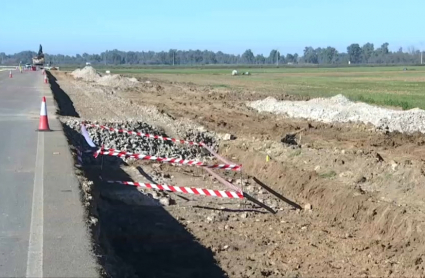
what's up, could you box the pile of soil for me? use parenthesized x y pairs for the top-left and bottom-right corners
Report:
(71, 66), (139, 90)
(97, 74), (139, 89)
(71, 66), (101, 82)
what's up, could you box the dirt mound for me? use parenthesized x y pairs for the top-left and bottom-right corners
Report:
(249, 94), (425, 134)
(71, 66), (101, 82)
(97, 74), (139, 89)
(71, 66), (138, 89)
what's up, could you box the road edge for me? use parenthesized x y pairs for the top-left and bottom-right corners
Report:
(41, 81), (100, 277)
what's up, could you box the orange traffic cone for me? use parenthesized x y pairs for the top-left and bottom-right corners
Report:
(44, 75), (48, 84)
(9, 71), (12, 78)
(37, 97), (51, 132)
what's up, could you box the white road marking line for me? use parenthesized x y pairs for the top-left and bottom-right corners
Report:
(26, 132), (44, 278)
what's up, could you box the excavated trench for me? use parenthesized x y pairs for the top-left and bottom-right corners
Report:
(62, 121), (231, 278)
(49, 71), (229, 277)
(49, 70), (425, 277)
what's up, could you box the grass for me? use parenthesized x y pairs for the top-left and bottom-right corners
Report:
(319, 170), (337, 179)
(61, 65), (425, 110)
(289, 149), (302, 157)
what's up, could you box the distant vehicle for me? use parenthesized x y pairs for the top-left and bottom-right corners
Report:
(86, 62), (91, 66)
(32, 44), (45, 68)
(25, 64), (31, 69)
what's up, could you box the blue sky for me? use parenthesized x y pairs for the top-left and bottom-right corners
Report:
(1, 0), (424, 55)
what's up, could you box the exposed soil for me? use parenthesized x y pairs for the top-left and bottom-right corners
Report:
(49, 70), (425, 277)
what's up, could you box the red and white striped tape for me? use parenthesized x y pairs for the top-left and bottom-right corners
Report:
(82, 122), (242, 169)
(94, 148), (242, 171)
(102, 178), (244, 199)
(84, 123), (204, 147)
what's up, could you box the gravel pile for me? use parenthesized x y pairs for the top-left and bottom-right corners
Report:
(248, 94), (425, 134)
(97, 75), (139, 89)
(65, 120), (217, 162)
(71, 66), (101, 82)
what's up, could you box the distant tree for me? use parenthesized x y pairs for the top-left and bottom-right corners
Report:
(317, 47), (337, 64)
(381, 43), (389, 55)
(126, 51), (138, 64)
(286, 53), (294, 63)
(303, 47), (318, 64)
(407, 46), (417, 55)
(361, 43), (374, 63)
(267, 50), (279, 64)
(112, 52), (122, 64)
(203, 50), (217, 64)
(241, 49), (255, 64)
(279, 53), (286, 64)
(255, 54), (265, 64)
(1, 42), (422, 66)
(92, 54), (102, 63)
(347, 43), (362, 63)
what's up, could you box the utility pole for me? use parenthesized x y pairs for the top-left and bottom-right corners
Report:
(173, 51), (175, 66)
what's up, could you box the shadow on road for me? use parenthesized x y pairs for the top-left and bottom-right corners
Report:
(46, 71), (80, 117)
(61, 124), (227, 278)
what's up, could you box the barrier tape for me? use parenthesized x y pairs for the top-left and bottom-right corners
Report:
(102, 178), (244, 199)
(84, 123), (204, 147)
(203, 167), (242, 192)
(94, 148), (241, 171)
(83, 123), (242, 169)
(202, 143), (236, 166)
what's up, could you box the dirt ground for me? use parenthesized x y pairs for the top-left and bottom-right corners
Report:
(50, 70), (425, 277)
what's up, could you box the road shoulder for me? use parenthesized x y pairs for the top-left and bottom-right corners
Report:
(42, 94), (99, 277)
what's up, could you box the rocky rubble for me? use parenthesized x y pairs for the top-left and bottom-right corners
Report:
(65, 119), (218, 161)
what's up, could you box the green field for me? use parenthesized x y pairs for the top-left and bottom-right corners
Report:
(65, 65), (425, 110)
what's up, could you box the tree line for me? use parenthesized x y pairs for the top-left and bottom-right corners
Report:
(0, 42), (423, 66)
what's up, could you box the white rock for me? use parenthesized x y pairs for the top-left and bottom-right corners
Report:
(159, 197), (170, 206)
(222, 133), (235, 141)
(390, 160), (398, 171)
(304, 203), (313, 211)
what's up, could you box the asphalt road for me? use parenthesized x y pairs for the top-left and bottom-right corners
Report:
(0, 69), (98, 277)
